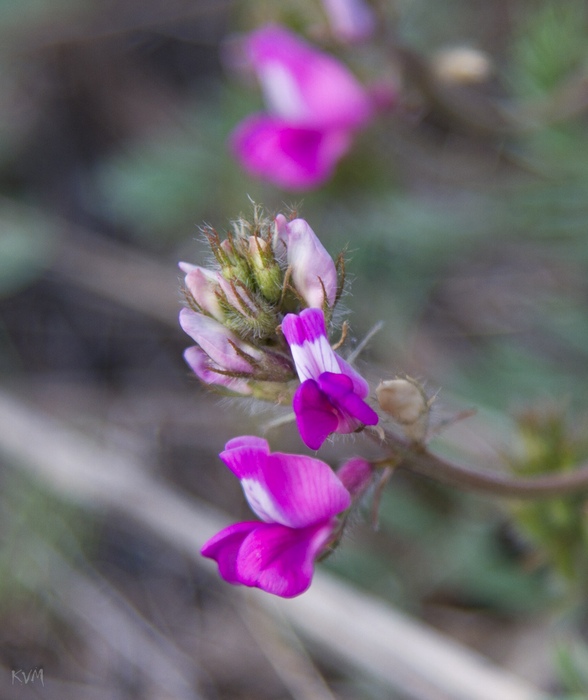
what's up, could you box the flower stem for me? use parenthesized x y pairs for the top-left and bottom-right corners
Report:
(368, 427), (588, 499)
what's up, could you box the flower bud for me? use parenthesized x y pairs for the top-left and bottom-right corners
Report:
(219, 238), (252, 287)
(248, 236), (283, 303)
(180, 307), (295, 389)
(184, 346), (253, 395)
(376, 378), (430, 443)
(180, 308), (263, 374)
(432, 46), (493, 85)
(215, 276), (278, 340)
(337, 457), (373, 498)
(274, 214), (338, 309)
(180, 262), (224, 322)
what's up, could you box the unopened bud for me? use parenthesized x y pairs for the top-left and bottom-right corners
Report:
(184, 346), (253, 395)
(248, 236), (283, 303)
(376, 378), (430, 443)
(217, 277), (278, 340)
(337, 458), (373, 498)
(219, 238), (252, 287)
(274, 214), (338, 309)
(180, 263), (225, 322)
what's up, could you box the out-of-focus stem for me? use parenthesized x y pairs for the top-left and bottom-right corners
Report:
(368, 426), (588, 499)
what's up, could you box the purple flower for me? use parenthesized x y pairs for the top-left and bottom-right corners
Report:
(201, 436), (351, 597)
(229, 24), (374, 190)
(179, 308), (262, 395)
(282, 308), (379, 449)
(274, 214), (338, 309)
(231, 117), (353, 191)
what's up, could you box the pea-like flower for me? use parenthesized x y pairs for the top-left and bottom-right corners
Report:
(282, 308), (379, 449)
(229, 24), (374, 190)
(201, 437), (351, 597)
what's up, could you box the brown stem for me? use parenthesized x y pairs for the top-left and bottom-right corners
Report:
(368, 427), (588, 499)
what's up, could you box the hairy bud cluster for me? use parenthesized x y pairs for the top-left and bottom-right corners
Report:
(179, 207), (345, 399)
(180, 206), (383, 598)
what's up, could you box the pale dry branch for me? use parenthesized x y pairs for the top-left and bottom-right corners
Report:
(12, 539), (204, 699)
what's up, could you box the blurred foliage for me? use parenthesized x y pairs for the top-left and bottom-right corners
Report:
(0, 466), (92, 610)
(510, 0), (588, 97)
(0, 203), (56, 297)
(94, 91), (263, 245)
(327, 478), (554, 616)
(554, 637), (588, 698)
(508, 408), (588, 586)
(0, 0), (80, 31)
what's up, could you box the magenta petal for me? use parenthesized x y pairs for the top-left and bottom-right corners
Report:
(201, 521), (259, 584)
(318, 372), (379, 427)
(335, 355), (370, 398)
(265, 451), (351, 527)
(220, 438), (270, 482)
(237, 522), (333, 598)
(222, 433), (349, 526)
(282, 307), (328, 346)
(282, 309), (339, 382)
(224, 436), (270, 453)
(231, 114), (351, 190)
(293, 379), (339, 450)
(245, 25), (373, 128)
(220, 439), (283, 523)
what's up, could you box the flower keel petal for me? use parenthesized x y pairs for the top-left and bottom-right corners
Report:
(318, 371), (379, 427)
(237, 522), (333, 597)
(201, 521), (259, 584)
(293, 379), (339, 450)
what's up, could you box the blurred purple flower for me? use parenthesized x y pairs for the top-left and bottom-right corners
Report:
(201, 436), (351, 597)
(282, 308), (378, 449)
(321, 0), (376, 43)
(229, 24), (374, 190)
(273, 214), (338, 309)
